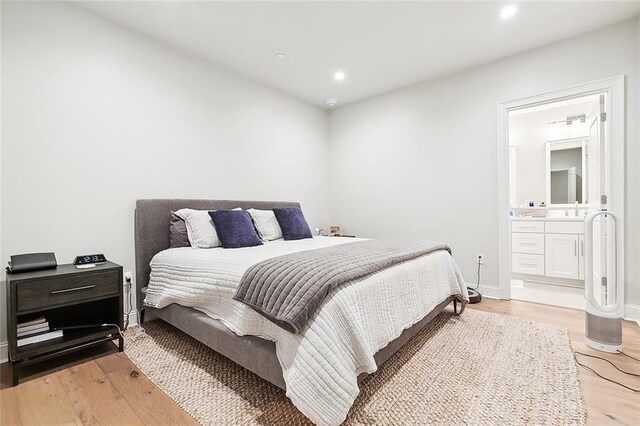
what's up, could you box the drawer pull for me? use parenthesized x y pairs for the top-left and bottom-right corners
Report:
(50, 285), (95, 295)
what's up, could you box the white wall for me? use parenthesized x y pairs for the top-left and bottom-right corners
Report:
(0, 2), (330, 345)
(328, 19), (640, 307)
(509, 99), (596, 206)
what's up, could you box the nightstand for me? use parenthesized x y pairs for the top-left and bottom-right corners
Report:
(6, 261), (123, 386)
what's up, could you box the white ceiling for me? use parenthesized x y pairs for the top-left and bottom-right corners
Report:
(79, 1), (640, 109)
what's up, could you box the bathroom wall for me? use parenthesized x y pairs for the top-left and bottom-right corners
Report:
(509, 98), (597, 206)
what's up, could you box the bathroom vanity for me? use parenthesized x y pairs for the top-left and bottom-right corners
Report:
(511, 217), (585, 286)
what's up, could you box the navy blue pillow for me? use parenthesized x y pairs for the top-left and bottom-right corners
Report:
(209, 210), (263, 249)
(273, 208), (313, 240)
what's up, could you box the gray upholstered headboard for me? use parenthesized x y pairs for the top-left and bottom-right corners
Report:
(134, 199), (301, 312)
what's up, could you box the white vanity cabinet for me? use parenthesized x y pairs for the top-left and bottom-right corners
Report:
(545, 233), (580, 279)
(511, 218), (584, 284)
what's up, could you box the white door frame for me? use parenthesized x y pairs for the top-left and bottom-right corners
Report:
(496, 75), (625, 300)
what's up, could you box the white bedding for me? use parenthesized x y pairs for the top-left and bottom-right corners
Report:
(145, 236), (468, 425)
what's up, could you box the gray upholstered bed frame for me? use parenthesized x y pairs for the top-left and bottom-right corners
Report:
(134, 199), (458, 390)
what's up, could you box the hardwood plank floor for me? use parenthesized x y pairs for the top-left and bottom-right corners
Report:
(94, 355), (196, 425)
(1, 299), (638, 425)
(0, 343), (196, 426)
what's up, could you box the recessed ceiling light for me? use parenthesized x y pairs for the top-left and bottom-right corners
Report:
(275, 53), (286, 60)
(326, 98), (338, 107)
(334, 71), (346, 81)
(500, 5), (517, 19)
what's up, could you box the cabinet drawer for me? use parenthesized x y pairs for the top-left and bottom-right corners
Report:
(17, 270), (119, 312)
(512, 253), (545, 275)
(511, 221), (544, 233)
(545, 221), (584, 234)
(512, 232), (545, 254)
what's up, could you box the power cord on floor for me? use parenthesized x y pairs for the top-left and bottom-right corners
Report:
(573, 350), (640, 393)
(619, 350), (640, 362)
(470, 261), (481, 290)
(124, 275), (134, 330)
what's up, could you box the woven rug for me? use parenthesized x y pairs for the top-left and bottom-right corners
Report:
(124, 309), (586, 425)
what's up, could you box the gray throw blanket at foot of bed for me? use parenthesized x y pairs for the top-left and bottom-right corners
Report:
(233, 239), (451, 333)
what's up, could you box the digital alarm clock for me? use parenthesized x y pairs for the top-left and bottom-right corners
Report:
(73, 254), (107, 266)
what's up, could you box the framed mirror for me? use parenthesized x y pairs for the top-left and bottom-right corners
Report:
(546, 138), (587, 206)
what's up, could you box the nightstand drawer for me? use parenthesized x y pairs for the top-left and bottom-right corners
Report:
(17, 270), (119, 312)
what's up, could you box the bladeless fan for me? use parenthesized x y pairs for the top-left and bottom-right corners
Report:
(584, 209), (623, 353)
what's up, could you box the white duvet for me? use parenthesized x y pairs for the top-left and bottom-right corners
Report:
(145, 236), (468, 425)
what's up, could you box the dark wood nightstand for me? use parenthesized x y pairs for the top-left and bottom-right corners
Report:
(6, 261), (123, 385)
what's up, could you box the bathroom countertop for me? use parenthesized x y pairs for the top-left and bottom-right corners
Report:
(511, 216), (585, 221)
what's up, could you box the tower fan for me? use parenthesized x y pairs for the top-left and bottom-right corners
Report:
(584, 209), (623, 353)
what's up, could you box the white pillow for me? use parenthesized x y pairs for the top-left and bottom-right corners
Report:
(247, 209), (283, 241)
(174, 209), (220, 248)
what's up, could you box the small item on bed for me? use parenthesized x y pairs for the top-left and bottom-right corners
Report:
(247, 209), (283, 241)
(169, 211), (190, 248)
(209, 210), (264, 249)
(272, 207), (313, 240)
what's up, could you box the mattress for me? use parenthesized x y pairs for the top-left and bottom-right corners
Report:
(145, 236), (468, 425)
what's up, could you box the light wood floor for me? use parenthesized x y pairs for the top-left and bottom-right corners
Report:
(1, 299), (638, 425)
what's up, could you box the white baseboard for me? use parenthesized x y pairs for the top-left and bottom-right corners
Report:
(0, 342), (7, 364)
(624, 304), (640, 325)
(125, 311), (140, 328)
(476, 285), (501, 299)
(465, 282), (501, 299)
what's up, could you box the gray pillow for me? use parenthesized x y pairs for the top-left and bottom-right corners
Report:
(169, 211), (191, 248)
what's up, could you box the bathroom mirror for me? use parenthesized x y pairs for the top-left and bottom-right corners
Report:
(546, 138), (587, 205)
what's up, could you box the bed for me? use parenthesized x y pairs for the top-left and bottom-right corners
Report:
(134, 199), (468, 425)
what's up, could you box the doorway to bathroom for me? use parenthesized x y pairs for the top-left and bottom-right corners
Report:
(496, 77), (625, 310)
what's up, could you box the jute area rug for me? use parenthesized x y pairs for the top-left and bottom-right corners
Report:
(124, 308), (585, 425)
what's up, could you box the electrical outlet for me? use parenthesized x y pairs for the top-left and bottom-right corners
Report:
(476, 254), (484, 264)
(124, 271), (133, 285)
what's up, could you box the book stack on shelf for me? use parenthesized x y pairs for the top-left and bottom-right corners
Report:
(16, 317), (63, 347)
